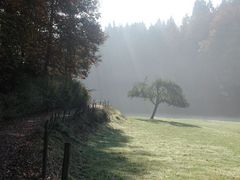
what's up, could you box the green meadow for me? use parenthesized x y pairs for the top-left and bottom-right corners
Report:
(81, 112), (240, 180)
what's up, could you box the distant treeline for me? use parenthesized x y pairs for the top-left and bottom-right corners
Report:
(86, 0), (240, 117)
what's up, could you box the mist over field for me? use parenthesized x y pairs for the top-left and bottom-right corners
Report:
(2, 0), (240, 179)
(85, 0), (240, 119)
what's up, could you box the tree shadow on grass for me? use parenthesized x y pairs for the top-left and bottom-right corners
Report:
(136, 118), (201, 128)
(79, 125), (147, 180)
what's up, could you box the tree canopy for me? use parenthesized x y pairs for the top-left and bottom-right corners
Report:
(0, 0), (105, 119)
(0, 0), (105, 93)
(128, 79), (189, 119)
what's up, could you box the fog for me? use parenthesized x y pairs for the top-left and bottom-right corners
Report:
(85, 0), (240, 119)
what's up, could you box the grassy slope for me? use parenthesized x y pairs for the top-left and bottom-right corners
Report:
(82, 112), (240, 179)
(47, 108), (110, 179)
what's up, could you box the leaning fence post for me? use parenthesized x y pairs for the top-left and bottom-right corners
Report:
(62, 143), (71, 180)
(42, 120), (49, 179)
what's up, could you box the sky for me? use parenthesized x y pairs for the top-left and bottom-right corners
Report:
(99, 0), (222, 27)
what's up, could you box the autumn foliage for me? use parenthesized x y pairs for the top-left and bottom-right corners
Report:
(0, 0), (105, 119)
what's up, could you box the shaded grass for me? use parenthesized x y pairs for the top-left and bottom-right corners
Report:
(46, 109), (111, 179)
(81, 125), (146, 180)
(136, 118), (201, 128)
(82, 116), (240, 179)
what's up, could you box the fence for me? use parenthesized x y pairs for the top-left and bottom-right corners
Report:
(41, 100), (110, 179)
(42, 110), (73, 180)
(91, 100), (110, 109)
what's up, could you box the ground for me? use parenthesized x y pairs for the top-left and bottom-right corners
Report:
(1, 108), (240, 179)
(82, 113), (240, 179)
(0, 115), (45, 179)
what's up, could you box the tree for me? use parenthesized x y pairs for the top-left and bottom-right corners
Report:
(0, 0), (105, 93)
(128, 79), (189, 119)
(0, 0), (105, 118)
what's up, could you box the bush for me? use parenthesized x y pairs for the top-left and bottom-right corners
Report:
(0, 76), (89, 120)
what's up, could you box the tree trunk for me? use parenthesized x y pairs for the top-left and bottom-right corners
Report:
(45, 0), (55, 74)
(150, 103), (159, 119)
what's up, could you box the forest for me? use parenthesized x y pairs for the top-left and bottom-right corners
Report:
(86, 0), (240, 118)
(0, 0), (105, 120)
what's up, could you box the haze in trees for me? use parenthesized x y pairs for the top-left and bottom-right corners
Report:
(86, 0), (240, 118)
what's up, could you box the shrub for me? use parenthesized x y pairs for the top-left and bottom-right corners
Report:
(0, 76), (89, 120)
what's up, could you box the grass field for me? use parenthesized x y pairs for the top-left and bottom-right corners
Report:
(82, 112), (240, 179)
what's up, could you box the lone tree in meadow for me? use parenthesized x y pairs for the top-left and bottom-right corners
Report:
(128, 79), (189, 119)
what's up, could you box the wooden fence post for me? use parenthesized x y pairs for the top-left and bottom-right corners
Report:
(42, 120), (49, 179)
(62, 143), (71, 180)
(62, 111), (66, 122)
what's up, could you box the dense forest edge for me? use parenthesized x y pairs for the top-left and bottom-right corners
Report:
(0, 0), (105, 120)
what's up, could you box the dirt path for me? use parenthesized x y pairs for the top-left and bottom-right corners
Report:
(0, 115), (47, 179)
